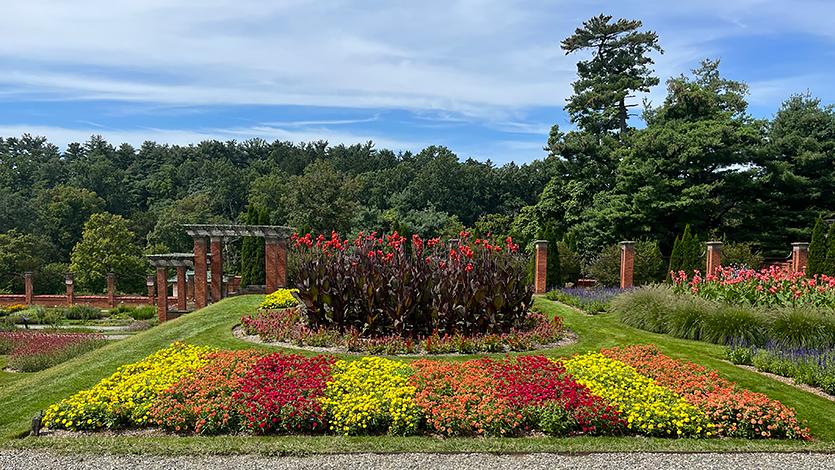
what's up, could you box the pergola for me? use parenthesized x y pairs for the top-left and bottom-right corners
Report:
(146, 253), (200, 322)
(183, 224), (295, 309)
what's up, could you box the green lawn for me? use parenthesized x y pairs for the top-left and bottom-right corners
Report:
(2, 294), (835, 454)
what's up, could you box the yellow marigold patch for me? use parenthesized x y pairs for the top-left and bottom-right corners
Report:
(321, 357), (420, 435)
(259, 288), (300, 310)
(43, 342), (213, 430)
(561, 352), (712, 438)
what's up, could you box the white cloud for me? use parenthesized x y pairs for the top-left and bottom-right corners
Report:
(1, 0), (835, 143)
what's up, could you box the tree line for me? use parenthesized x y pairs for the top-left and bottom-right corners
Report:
(2, 14), (834, 292)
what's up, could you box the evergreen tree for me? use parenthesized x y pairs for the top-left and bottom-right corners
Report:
(667, 235), (682, 278)
(561, 14), (663, 135)
(824, 221), (835, 276)
(808, 215), (828, 275)
(668, 225), (703, 274)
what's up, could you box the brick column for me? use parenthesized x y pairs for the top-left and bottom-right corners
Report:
(193, 237), (209, 309)
(106, 272), (116, 307)
(156, 266), (169, 322)
(791, 242), (810, 274)
(210, 237), (224, 302)
(176, 266), (188, 311)
(706, 241), (722, 276)
(24, 272), (33, 305)
(146, 275), (155, 305)
(620, 241), (635, 289)
(65, 273), (75, 305)
(265, 238), (278, 293)
(534, 240), (548, 294)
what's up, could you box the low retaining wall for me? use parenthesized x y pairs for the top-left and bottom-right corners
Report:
(0, 294), (152, 308)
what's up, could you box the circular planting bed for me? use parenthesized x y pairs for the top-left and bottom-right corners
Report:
(238, 232), (566, 354)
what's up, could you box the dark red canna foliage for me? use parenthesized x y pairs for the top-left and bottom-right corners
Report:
(292, 231), (532, 338)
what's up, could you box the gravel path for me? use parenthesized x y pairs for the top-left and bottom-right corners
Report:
(2, 450), (835, 470)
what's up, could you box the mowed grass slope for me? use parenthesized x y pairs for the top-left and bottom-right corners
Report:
(2, 294), (835, 453)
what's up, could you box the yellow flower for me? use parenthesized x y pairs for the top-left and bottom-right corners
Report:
(321, 357), (420, 436)
(560, 353), (711, 438)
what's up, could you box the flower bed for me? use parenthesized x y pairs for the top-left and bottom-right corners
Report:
(0, 331), (107, 372)
(42, 343), (811, 441)
(672, 266), (835, 308)
(151, 350), (264, 434)
(44, 342), (212, 430)
(323, 357), (420, 435)
(562, 352), (712, 437)
(604, 344), (810, 439)
(241, 308), (564, 354)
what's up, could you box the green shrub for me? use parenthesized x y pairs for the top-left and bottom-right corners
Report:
(129, 306), (156, 321)
(10, 306), (62, 326)
(724, 346), (755, 365)
(108, 305), (155, 320)
(722, 242), (763, 269)
(529, 401), (575, 436)
(64, 305), (103, 321)
(557, 241), (582, 285)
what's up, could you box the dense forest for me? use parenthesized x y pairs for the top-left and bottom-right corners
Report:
(2, 14), (835, 293)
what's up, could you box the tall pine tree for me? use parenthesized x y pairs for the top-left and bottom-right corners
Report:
(808, 215), (828, 275)
(561, 14), (663, 136)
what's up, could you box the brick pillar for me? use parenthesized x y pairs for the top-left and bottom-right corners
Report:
(620, 241), (635, 289)
(24, 272), (33, 305)
(210, 237), (224, 302)
(265, 238), (279, 293)
(791, 242), (810, 274)
(534, 240), (548, 294)
(706, 241), (722, 276)
(176, 266), (188, 311)
(146, 275), (155, 305)
(106, 272), (116, 307)
(156, 266), (168, 322)
(65, 273), (75, 305)
(193, 237), (209, 309)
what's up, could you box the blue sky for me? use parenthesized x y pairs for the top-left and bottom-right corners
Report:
(2, 1), (834, 164)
